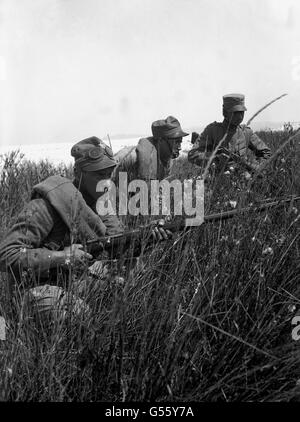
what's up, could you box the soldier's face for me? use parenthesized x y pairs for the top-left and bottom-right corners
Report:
(167, 137), (182, 158)
(226, 111), (245, 126)
(80, 167), (115, 198)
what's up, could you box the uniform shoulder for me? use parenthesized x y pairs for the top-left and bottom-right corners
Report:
(32, 175), (72, 197)
(203, 121), (223, 131)
(23, 197), (58, 219)
(137, 136), (154, 146)
(114, 145), (137, 164)
(137, 137), (156, 153)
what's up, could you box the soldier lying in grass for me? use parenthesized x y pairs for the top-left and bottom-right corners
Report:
(0, 136), (171, 322)
(114, 116), (189, 182)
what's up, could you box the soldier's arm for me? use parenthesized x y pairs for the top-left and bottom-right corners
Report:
(0, 198), (68, 278)
(188, 126), (214, 166)
(100, 214), (124, 236)
(245, 127), (271, 163)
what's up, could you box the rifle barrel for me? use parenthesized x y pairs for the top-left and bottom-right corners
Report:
(204, 196), (300, 222)
(86, 195), (300, 248)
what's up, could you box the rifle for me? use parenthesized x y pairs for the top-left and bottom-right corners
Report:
(218, 148), (260, 173)
(86, 195), (300, 259)
(191, 132), (262, 174)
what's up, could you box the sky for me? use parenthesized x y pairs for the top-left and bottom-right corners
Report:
(0, 0), (300, 146)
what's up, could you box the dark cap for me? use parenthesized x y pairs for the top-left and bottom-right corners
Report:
(151, 116), (189, 139)
(223, 94), (247, 112)
(71, 136), (116, 172)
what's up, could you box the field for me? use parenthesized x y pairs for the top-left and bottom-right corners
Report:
(0, 129), (300, 402)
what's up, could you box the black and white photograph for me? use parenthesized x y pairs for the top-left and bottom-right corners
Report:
(0, 0), (300, 406)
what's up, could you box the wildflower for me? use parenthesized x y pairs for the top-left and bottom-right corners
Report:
(229, 166), (235, 172)
(112, 276), (125, 286)
(288, 305), (296, 313)
(220, 235), (228, 242)
(224, 170), (230, 175)
(229, 200), (237, 209)
(275, 234), (286, 246)
(7, 368), (12, 377)
(243, 171), (252, 180)
(262, 247), (273, 256)
(251, 236), (256, 242)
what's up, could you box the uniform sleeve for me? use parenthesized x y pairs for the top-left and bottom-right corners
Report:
(0, 198), (65, 279)
(245, 127), (271, 162)
(188, 125), (214, 165)
(100, 214), (124, 236)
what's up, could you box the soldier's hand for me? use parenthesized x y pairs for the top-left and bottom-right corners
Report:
(63, 244), (93, 266)
(88, 260), (109, 277)
(151, 220), (173, 242)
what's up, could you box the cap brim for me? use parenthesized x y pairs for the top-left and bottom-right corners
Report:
(229, 105), (247, 112)
(169, 130), (189, 138)
(83, 164), (116, 171)
(81, 160), (116, 172)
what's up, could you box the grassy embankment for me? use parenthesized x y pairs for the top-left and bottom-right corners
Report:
(0, 129), (299, 401)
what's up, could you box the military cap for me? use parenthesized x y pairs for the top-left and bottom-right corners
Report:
(151, 116), (189, 139)
(223, 94), (247, 112)
(71, 136), (116, 171)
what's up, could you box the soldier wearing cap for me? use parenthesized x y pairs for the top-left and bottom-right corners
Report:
(0, 136), (171, 323)
(188, 94), (271, 173)
(114, 116), (189, 182)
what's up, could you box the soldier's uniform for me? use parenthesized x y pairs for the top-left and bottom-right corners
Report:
(188, 94), (271, 172)
(114, 116), (189, 182)
(0, 137), (124, 321)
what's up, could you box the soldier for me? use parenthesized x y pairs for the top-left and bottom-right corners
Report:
(0, 136), (171, 322)
(114, 115), (189, 182)
(188, 94), (271, 174)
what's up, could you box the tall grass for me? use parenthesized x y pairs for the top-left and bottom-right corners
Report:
(0, 131), (300, 402)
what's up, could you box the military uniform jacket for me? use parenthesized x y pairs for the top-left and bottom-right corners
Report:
(188, 121), (271, 170)
(0, 176), (124, 281)
(114, 137), (171, 182)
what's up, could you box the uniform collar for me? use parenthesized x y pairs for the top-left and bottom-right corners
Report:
(222, 119), (241, 132)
